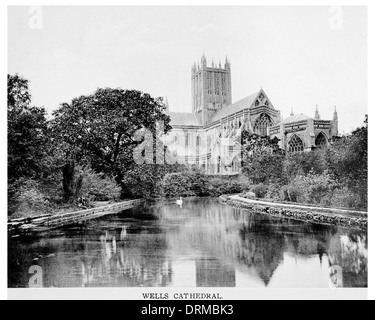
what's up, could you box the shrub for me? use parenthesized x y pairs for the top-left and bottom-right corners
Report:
(236, 175), (251, 191)
(9, 179), (51, 217)
(122, 164), (168, 200)
(285, 170), (339, 205)
(17, 180), (49, 208)
(206, 178), (247, 197)
(157, 167), (209, 198)
(265, 183), (283, 201)
(157, 168), (248, 198)
(159, 172), (197, 198)
(77, 166), (121, 202)
(243, 191), (256, 200)
(206, 178), (227, 197)
(282, 149), (328, 183)
(185, 168), (210, 196)
(253, 183), (268, 199)
(327, 118), (368, 207)
(242, 153), (284, 184)
(324, 187), (363, 210)
(282, 184), (303, 202)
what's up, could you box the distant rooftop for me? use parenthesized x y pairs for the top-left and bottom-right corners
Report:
(280, 114), (313, 125)
(167, 112), (200, 127)
(211, 91), (260, 123)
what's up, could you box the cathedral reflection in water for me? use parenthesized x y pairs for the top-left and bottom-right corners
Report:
(8, 198), (367, 288)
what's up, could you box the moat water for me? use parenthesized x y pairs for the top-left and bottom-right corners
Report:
(8, 198), (367, 288)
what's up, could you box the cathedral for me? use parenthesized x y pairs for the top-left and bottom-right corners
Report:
(164, 55), (339, 175)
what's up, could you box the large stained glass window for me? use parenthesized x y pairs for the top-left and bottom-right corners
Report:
(315, 132), (327, 149)
(288, 135), (304, 153)
(254, 113), (273, 136)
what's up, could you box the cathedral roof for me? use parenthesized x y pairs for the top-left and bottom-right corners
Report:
(167, 112), (201, 127)
(211, 92), (260, 123)
(280, 114), (313, 124)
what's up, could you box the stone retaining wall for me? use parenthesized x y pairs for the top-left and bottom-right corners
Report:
(220, 196), (367, 231)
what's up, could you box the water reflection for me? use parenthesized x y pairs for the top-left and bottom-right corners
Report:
(8, 198), (367, 288)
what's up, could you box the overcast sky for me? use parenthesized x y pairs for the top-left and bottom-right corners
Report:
(8, 6), (367, 133)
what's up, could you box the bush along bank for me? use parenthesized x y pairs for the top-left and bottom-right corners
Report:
(154, 169), (251, 199)
(219, 196), (367, 231)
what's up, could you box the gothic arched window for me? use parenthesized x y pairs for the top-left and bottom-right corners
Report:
(254, 113), (273, 136)
(288, 135), (304, 153)
(185, 133), (191, 147)
(315, 132), (327, 149)
(232, 157), (240, 173)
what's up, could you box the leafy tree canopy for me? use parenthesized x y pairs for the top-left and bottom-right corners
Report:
(8, 74), (31, 112)
(51, 88), (172, 185)
(8, 74), (48, 182)
(241, 131), (285, 184)
(327, 115), (368, 205)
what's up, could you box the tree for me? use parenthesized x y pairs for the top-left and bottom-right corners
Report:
(241, 131), (285, 184)
(8, 74), (31, 112)
(241, 131), (284, 157)
(327, 115), (368, 207)
(122, 142), (185, 200)
(282, 148), (328, 184)
(51, 88), (171, 201)
(8, 74), (48, 182)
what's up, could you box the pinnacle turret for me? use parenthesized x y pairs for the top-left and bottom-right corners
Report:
(315, 105), (321, 120)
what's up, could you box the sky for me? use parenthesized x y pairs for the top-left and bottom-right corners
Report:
(8, 6), (367, 133)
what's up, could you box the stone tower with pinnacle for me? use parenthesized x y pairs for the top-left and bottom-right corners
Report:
(191, 54), (232, 126)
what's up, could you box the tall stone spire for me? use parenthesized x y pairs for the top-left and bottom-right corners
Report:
(290, 108), (294, 116)
(201, 54), (207, 68)
(315, 105), (321, 120)
(225, 56), (230, 69)
(192, 62), (197, 73)
(333, 106), (338, 121)
(332, 106), (339, 136)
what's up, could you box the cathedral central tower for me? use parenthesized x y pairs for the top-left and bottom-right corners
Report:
(191, 55), (232, 126)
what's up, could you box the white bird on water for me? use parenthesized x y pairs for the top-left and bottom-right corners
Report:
(176, 197), (183, 207)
